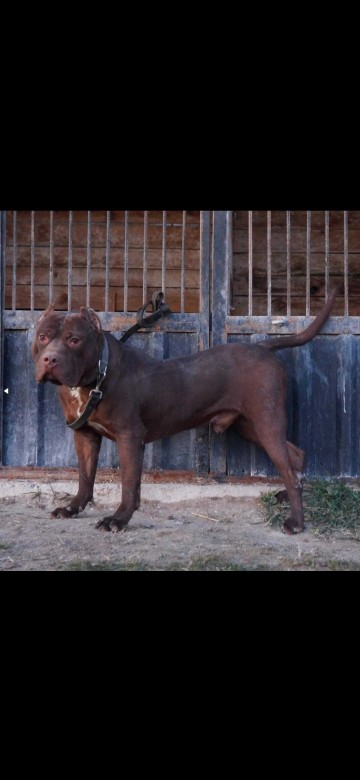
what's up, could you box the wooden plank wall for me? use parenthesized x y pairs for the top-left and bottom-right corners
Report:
(5, 211), (201, 313)
(232, 210), (360, 316)
(6, 210), (360, 318)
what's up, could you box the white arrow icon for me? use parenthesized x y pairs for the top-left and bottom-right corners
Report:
(4, 388), (8, 394)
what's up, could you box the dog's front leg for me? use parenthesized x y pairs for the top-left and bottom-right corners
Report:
(52, 427), (102, 519)
(96, 435), (145, 533)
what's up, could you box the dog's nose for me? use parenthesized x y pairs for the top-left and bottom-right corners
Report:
(42, 353), (58, 366)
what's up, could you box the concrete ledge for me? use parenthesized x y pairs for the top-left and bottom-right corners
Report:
(0, 479), (278, 503)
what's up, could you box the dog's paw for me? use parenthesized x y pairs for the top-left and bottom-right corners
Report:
(282, 519), (305, 535)
(51, 506), (79, 519)
(95, 517), (112, 532)
(95, 516), (129, 533)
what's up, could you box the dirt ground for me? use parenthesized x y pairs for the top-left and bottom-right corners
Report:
(1, 471), (360, 570)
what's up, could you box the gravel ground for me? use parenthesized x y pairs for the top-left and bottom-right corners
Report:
(1, 476), (360, 570)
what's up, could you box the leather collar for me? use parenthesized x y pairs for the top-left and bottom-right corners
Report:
(66, 335), (109, 431)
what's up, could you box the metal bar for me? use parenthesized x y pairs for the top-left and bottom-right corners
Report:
(0, 211), (6, 466)
(306, 210), (311, 316)
(143, 211), (148, 304)
(227, 210), (233, 317)
(124, 211), (129, 312)
(49, 211), (54, 304)
(199, 211), (210, 347)
(105, 210), (111, 312)
(86, 210), (92, 307)
(162, 210), (167, 294)
(209, 211), (230, 474)
(181, 211), (186, 313)
(266, 210), (271, 316)
(12, 211), (17, 311)
(68, 211), (73, 310)
(344, 210), (349, 316)
(286, 210), (291, 316)
(248, 211), (253, 316)
(30, 211), (35, 311)
(324, 210), (329, 299)
(211, 211), (230, 346)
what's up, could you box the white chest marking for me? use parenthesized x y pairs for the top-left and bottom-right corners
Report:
(88, 421), (110, 435)
(69, 387), (85, 418)
(69, 388), (110, 435)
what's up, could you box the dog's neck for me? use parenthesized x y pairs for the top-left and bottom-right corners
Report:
(79, 333), (109, 389)
(66, 335), (109, 431)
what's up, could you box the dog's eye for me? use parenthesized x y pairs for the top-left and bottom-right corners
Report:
(69, 337), (80, 346)
(39, 334), (48, 343)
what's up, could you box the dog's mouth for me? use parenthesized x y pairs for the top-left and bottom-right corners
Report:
(35, 361), (97, 388)
(40, 375), (62, 385)
(35, 363), (67, 386)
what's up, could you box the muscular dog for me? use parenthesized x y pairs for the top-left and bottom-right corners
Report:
(31, 288), (336, 535)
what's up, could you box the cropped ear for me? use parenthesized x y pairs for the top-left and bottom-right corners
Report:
(80, 306), (102, 332)
(37, 304), (55, 324)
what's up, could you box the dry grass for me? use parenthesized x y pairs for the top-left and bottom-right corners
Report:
(261, 480), (360, 539)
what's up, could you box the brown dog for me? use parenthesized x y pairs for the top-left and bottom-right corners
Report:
(31, 289), (336, 535)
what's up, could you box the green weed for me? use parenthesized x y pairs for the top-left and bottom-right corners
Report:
(261, 480), (360, 539)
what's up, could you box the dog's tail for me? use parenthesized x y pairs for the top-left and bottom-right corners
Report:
(260, 287), (337, 351)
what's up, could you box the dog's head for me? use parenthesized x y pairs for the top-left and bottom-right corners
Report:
(32, 305), (104, 387)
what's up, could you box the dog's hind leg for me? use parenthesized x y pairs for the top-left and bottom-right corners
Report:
(257, 434), (305, 534)
(234, 417), (305, 534)
(287, 441), (305, 473)
(275, 441), (306, 504)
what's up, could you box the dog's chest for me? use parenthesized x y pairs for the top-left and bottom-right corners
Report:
(68, 387), (110, 436)
(69, 387), (88, 414)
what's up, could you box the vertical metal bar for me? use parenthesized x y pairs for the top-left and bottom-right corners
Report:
(286, 210), (291, 316)
(211, 211), (230, 347)
(12, 211), (17, 311)
(199, 211), (210, 349)
(124, 211), (129, 312)
(344, 210), (349, 316)
(181, 211), (186, 313)
(324, 210), (329, 299)
(30, 211), (35, 311)
(143, 211), (148, 303)
(209, 211), (230, 474)
(0, 211), (6, 466)
(68, 211), (73, 311)
(86, 210), (92, 307)
(105, 210), (111, 312)
(248, 211), (253, 316)
(0, 212), (5, 309)
(162, 210), (167, 293)
(226, 210), (233, 317)
(306, 211), (311, 316)
(49, 211), (54, 303)
(266, 210), (271, 316)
